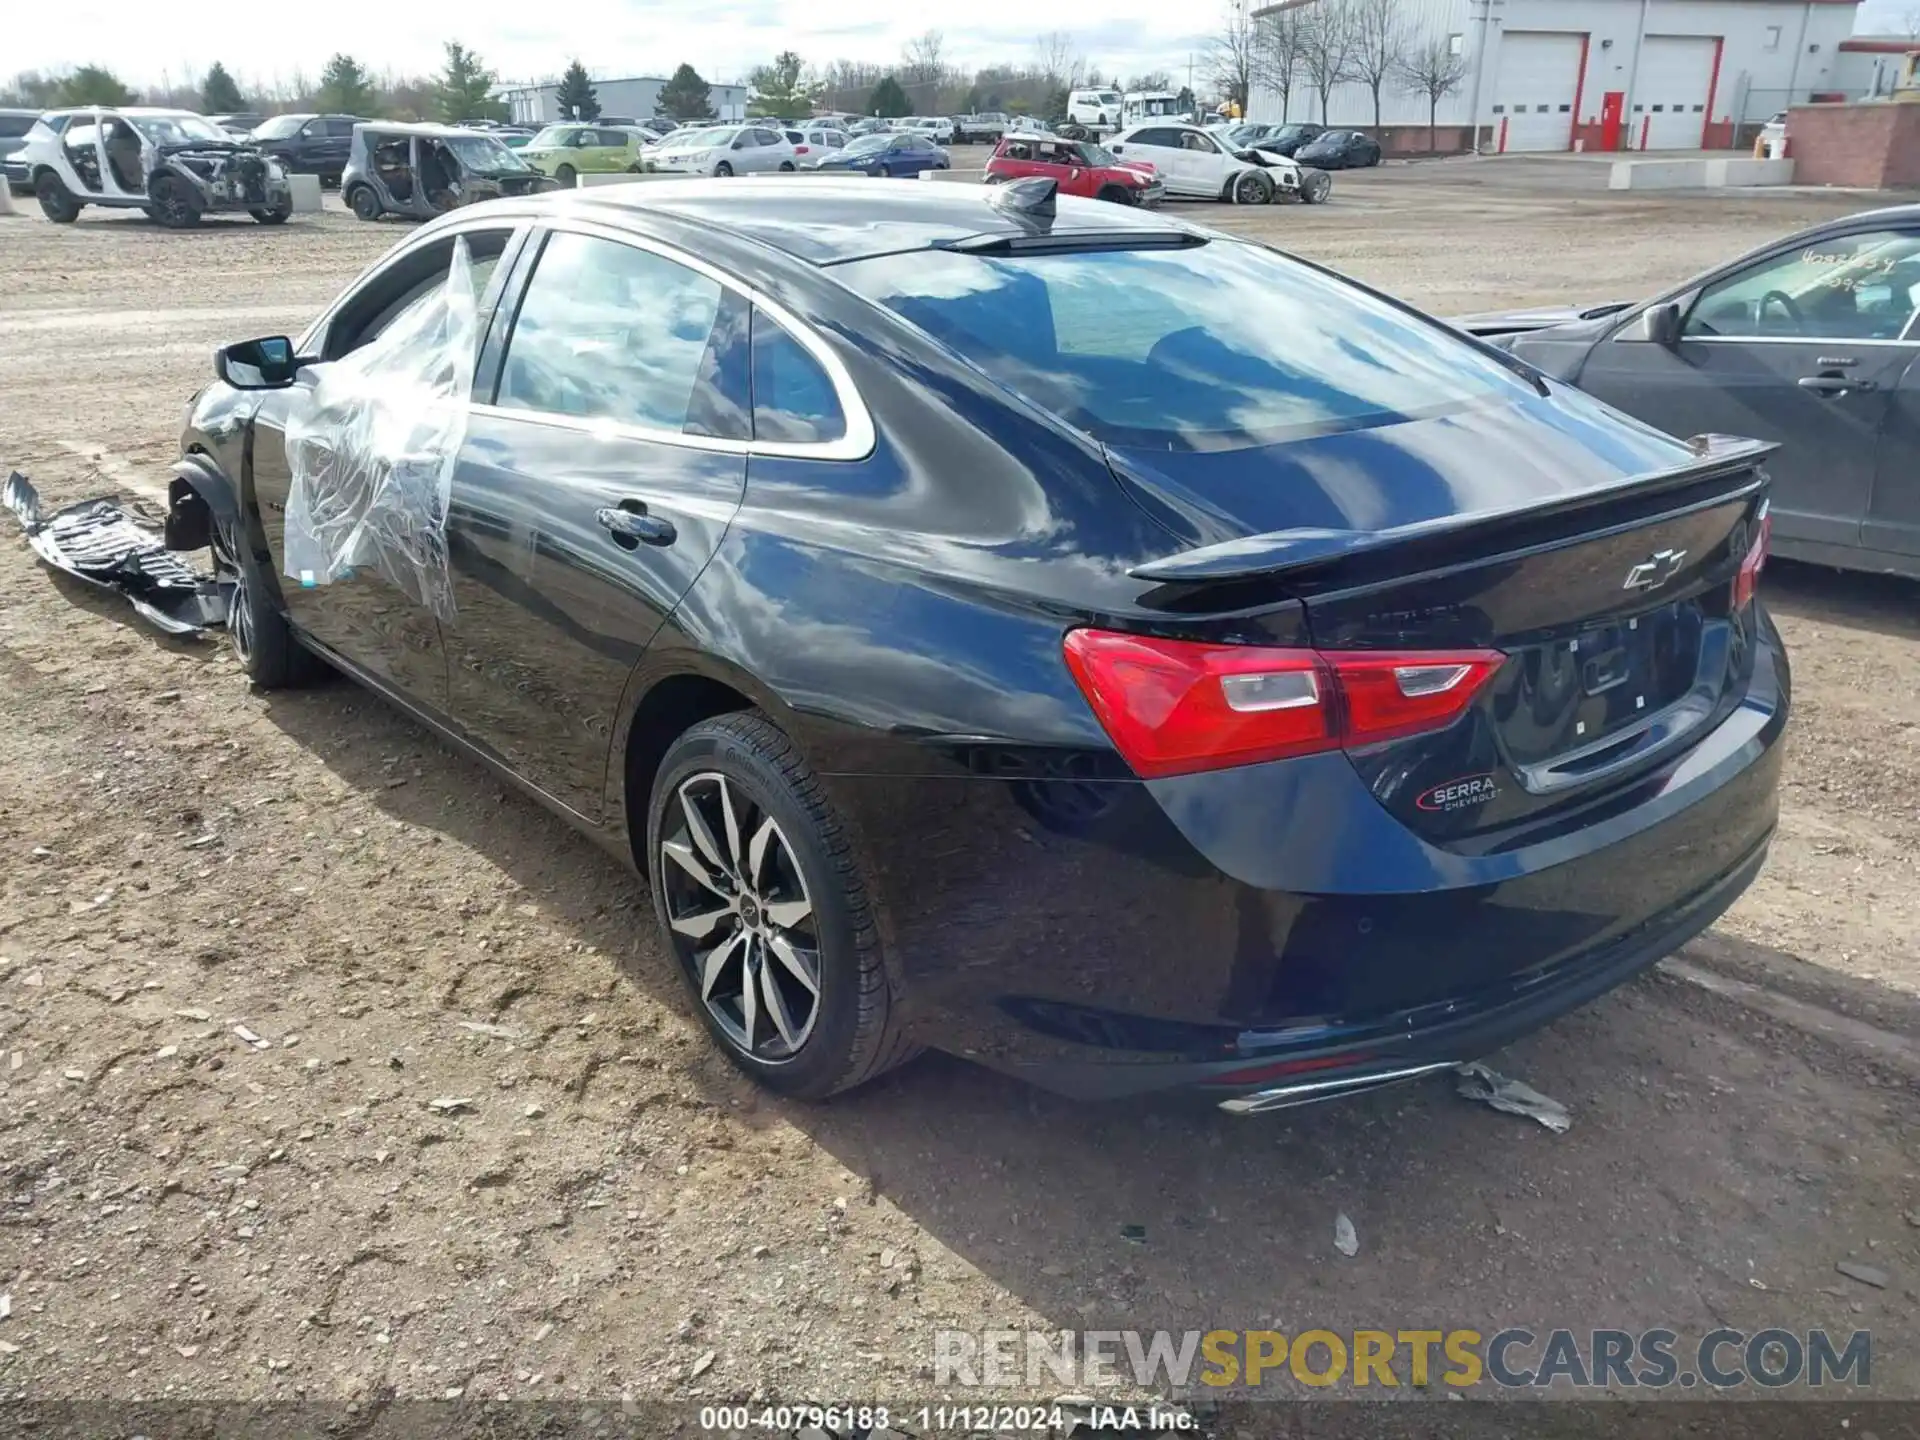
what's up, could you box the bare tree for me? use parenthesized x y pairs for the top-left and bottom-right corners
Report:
(1296, 0), (1360, 126)
(903, 30), (946, 85)
(1396, 35), (1468, 152)
(1903, 5), (1920, 40)
(1348, 0), (1410, 130)
(1207, 1), (1261, 115)
(1255, 6), (1311, 121)
(1033, 31), (1083, 89)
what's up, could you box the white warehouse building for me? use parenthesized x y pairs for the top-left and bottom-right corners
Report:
(1249, 0), (1862, 151)
(496, 74), (750, 127)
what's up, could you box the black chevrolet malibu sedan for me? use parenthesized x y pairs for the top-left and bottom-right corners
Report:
(166, 178), (1787, 1112)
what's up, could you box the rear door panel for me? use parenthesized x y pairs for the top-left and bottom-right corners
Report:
(442, 225), (752, 820)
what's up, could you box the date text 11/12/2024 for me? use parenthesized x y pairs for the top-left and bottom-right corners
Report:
(698, 1405), (1195, 1433)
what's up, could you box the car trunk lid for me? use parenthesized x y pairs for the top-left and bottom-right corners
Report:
(1110, 410), (1774, 844)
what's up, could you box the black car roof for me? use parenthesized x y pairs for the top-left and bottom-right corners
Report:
(553, 176), (1200, 264)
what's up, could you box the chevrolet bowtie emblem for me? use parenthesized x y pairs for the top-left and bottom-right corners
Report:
(1622, 548), (1687, 591)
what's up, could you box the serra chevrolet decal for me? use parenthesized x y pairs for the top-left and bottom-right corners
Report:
(1417, 774), (1498, 812)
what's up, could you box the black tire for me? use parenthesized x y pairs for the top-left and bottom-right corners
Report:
(1301, 169), (1333, 204)
(213, 519), (324, 689)
(1095, 183), (1131, 206)
(346, 184), (381, 221)
(555, 163), (577, 186)
(1232, 168), (1275, 205)
(713, 160), (734, 177)
(626, 162), (643, 173)
(250, 204), (292, 224)
(35, 172), (81, 223)
(648, 712), (917, 1099)
(778, 160), (796, 171)
(148, 174), (202, 228)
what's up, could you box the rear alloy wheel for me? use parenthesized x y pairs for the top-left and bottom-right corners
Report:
(148, 174), (202, 228)
(1232, 168), (1275, 205)
(649, 713), (916, 1098)
(555, 163), (577, 186)
(35, 172), (81, 223)
(346, 184), (381, 221)
(713, 161), (734, 177)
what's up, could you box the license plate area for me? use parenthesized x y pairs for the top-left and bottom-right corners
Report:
(1493, 601), (1703, 768)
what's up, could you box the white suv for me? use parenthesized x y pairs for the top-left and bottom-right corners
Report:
(23, 107), (295, 226)
(1107, 122), (1327, 204)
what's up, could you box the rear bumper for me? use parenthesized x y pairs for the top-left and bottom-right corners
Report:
(818, 609), (1788, 1103)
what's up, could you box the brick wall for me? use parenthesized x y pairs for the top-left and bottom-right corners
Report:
(1788, 102), (1920, 188)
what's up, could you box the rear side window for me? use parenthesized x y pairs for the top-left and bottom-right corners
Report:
(838, 241), (1527, 452)
(0, 115), (36, 139)
(750, 310), (845, 445)
(497, 232), (729, 434)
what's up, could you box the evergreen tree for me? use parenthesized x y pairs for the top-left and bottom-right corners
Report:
(200, 61), (244, 114)
(748, 51), (815, 118)
(555, 59), (600, 120)
(655, 63), (716, 121)
(434, 42), (506, 123)
(315, 53), (378, 116)
(867, 75), (910, 118)
(57, 66), (137, 107)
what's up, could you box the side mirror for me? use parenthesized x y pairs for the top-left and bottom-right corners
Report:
(216, 336), (302, 390)
(732, 137), (749, 149)
(1647, 301), (1682, 348)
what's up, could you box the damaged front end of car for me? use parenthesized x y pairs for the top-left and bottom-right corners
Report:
(147, 141), (293, 226)
(1239, 147), (1334, 204)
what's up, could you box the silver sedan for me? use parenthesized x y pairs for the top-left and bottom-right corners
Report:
(649, 124), (798, 177)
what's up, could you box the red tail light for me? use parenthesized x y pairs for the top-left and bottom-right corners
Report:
(794, 144), (811, 154)
(1062, 629), (1505, 779)
(1733, 503), (1770, 610)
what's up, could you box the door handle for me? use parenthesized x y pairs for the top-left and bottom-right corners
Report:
(595, 504), (676, 547)
(1797, 374), (1876, 395)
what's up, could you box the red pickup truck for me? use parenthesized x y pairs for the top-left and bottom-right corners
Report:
(983, 135), (1162, 206)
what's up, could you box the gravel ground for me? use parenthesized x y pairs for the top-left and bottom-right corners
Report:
(0, 167), (1916, 1411)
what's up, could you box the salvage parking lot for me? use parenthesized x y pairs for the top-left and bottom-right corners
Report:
(2, 166), (1918, 1405)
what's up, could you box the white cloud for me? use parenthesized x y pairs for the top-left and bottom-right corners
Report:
(10, 0), (1220, 92)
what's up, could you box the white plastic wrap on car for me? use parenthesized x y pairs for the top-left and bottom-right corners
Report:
(282, 237), (477, 622)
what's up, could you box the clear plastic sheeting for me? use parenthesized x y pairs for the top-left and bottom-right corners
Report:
(282, 236), (478, 621)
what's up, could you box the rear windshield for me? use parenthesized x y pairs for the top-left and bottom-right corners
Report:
(836, 241), (1527, 451)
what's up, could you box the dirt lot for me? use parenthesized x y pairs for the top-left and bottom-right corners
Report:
(1, 166), (1917, 1412)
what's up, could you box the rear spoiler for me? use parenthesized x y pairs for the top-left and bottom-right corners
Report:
(1128, 434), (1777, 585)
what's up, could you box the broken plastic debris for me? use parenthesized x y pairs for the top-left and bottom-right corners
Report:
(1454, 1062), (1572, 1133)
(1837, 1261), (1889, 1289)
(428, 1096), (476, 1114)
(3, 471), (227, 636)
(232, 1025), (271, 1050)
(1334, 1212), (1359, 1257)
(282, 237), (480, 622)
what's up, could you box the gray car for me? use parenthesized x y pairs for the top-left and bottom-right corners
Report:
(1458, 204), (1920, 580)
(648, 124), (798, 176)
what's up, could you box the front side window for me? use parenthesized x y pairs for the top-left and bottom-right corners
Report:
(253, 115), (307, 141)
(1685, 229), (1920, 342)
(497, 232), (727, 434)
(839, 240), (1529, 452)
(751, 311), (845, 445)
